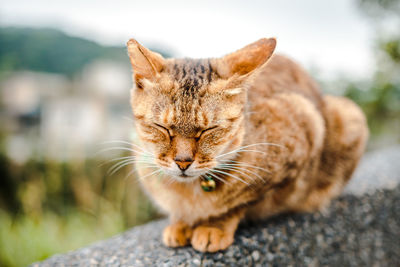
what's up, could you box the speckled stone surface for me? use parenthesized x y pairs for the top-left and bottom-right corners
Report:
(33, 147), (400, 267)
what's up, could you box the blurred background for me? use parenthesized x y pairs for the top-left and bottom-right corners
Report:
(0, 0), (399, 266)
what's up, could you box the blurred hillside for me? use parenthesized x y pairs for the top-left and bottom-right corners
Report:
(0, 27), (129, 76)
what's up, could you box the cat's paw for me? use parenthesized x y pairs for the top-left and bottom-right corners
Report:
(191, 226), (234, 252)
(162, 222), (192, 247)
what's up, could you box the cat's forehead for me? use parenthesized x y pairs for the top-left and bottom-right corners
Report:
(156, 91), (218, 131)
(165, 58), (217, 96)
(154, 59), (221, 127)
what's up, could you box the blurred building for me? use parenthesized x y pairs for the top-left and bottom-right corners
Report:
(0, 60), (133, 163)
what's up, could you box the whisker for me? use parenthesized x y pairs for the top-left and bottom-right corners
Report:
(103, 141), (154, 156)
(215, 166), (256, 183)
(99, 155), (144, 167)
(216, 142), (285, 159)
(124, 164), (160, 181)
(235, 142), (285, 150)
(101, 140), (137, 147)
(216, 149), (266, 159)
(236, 149), (267, 155)
(204, 169), (229, 184)
(217, 165), (264, 182)
(165, 175), (177, 186)
(127, 142), (154, 155)
(138, 169), (163, 180)
(108, 159), (157, 176)
(219, 161), (271, 174)
(244, 111), (257, 116)
(217, 165), (262, 183)
(108, 157), (136, 172)
(96, 146), (149, 156)
(108, 159), (139, 176)
(109, 161), (135, 176)
(123, 165), (137, 181)
(209, 169), (250, 185)
(98, 138), (154, 156)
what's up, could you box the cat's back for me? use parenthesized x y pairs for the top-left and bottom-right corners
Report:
(249, 54), (323, 109)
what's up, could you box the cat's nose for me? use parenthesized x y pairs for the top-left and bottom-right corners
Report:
(174, 158), (193, 171)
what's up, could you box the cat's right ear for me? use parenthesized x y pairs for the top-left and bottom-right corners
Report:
(216, 38), (276, 78)
(127, 39), (165, 86)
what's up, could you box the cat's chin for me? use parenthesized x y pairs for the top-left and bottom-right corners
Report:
(171, 174), (201, 183)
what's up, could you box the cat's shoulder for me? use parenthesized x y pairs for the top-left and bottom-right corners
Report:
(264, 54), (308, 75)
(251, 53), (323, 109)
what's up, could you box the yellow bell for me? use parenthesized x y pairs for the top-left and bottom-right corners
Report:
(201, 175), (216, 192)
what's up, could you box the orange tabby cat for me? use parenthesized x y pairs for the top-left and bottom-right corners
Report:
(126, 38), (368, 252)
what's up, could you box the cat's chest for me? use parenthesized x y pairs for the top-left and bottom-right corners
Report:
(140, 173), (230, 225)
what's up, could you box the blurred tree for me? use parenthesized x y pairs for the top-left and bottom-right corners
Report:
(358, 0), (400, 16)
(344, 0), (400, 145)
(0, 135), (20, 213)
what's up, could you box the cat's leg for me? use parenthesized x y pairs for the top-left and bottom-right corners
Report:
(191, 209), (245, 252)
(163, 221), (193, 247)
(298, 95), (368, 211)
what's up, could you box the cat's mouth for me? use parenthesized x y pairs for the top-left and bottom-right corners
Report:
(156, 159), (218, 182)
(179, 173), (192, 178)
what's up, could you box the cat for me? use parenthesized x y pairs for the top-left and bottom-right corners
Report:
(126, 38), (368, 252)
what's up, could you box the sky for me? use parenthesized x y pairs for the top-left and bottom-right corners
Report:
(0, 0), (374, 79)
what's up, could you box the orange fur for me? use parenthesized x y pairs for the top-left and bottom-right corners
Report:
(127, 38), (368, 252)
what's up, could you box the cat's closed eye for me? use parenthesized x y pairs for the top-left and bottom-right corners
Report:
(196, 126), (219, 141)
(153, 123), (173, 138)
(154, 124), (219, 141)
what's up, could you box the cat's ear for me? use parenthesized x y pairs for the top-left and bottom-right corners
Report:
(216, 38), (276, 78)
(127, 39), (165, 82)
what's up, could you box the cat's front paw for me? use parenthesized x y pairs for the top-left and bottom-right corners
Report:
(191, 226), (234, 252)
(163, 222), (192, 248)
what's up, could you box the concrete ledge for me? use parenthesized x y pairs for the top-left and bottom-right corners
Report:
(34, 147), (400, 266)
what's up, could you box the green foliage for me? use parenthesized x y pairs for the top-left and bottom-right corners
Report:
(0, 152), (159, 267)
(383, 39), (400, 63)
(0, 208), (124, 267)
(343, 0), (400, 146)
(345, 82), (400, 139)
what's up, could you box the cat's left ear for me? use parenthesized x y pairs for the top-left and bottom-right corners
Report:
(216, 38), (276, 78)
(127, 39), (165, 82)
